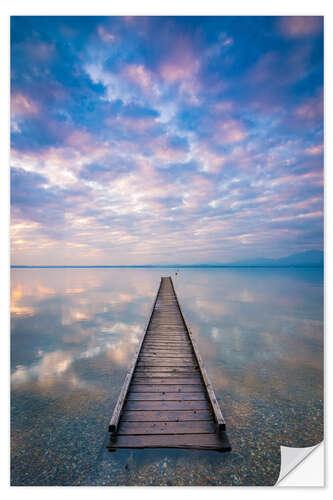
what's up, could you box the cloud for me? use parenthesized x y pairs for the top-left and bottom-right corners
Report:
(294, 91), (323, 123)
(306, 144), (323, 156)
(217, 119), (248, 144)
(97, 25), (116, 42)
(11, 92), (39, 116)
(122, 63), (155, 92)
(149, 134), (189, 162)
(279, 16), (323, 38)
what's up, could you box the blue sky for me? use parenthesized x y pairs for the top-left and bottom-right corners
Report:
(10, 16), (323, 265)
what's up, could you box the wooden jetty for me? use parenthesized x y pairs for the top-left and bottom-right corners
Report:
(108, 276), (231, 451)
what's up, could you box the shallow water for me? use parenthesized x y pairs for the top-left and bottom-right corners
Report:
(10, 268), (323, 485)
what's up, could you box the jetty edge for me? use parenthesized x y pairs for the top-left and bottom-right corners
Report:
(108, 276), (231, 451)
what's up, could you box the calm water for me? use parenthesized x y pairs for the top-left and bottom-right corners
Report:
(11, 268), (323, 486)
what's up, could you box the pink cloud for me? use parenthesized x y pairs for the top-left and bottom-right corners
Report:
(66, 130), (108, 156)
(214, 101), (234, 113)
(158, 38), (202, 104)
(249, 52), (278, 83)
(182, 174), (214, 210)
(249, 46), (312, 90)
(97, 26), (116, 42)
(271, 170), (323, 188)
(223, 37), (233, 46)
(21, 41), (56, 62)
(11, 93), (39, 116)
(306, 144), (323, 155)
(161, 60), (199, 82)
(195, 143), (226, 173)
(106, 114), (158, 134)
(159, 39), (199, 83)
(217, 119), (248, 143)
(150, 136), (188, 162)
(294, 92), (323, 122)
(191, 175), (214, 197)
(279, 16), (323, 38)
(272, 210), (323, 222)
(122, 63), (155, 91)
(290, 196), (323, 211)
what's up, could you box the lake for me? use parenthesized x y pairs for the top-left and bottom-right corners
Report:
(10, 267), (323, 486)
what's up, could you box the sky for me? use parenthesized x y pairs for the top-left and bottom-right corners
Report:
(10, 16), (323, 265)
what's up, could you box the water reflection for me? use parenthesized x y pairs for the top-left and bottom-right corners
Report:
(11, 268), (323, 485)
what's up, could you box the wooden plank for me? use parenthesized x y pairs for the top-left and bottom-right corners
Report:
(144, 336), (188, 340)
(143, 342), (191, 347)
(144, 340), (188, 344)
(139, 351), (195, 362)
(125, 400), (210, 411)
(140, 348), (193, 354)
(145, 333), (188, 337)
(138, 357), (194, 363)
(121, 409), (213, 422)
(134, 373), (199, 379)
(143, 340), (191, 345)
(146, 327), (186, 330)
(132, 377), (202, 385)
(144, 335), (189, 339)
(148, 326), (185, 330)
(134, 374), (199, 381)
(139, 355), (193, 360)
(137, 361), (194, 367)
(141, 349), (193, 354)
(153, 306), (180, 309)
(139, 354), (194, 361)
(108, 433), (231, 451)
(140, 349), (193, 355)
(135, 366), (198, 371)
(118, 420), (216, 435)
(143, 338), (189, 343)
(139, 355), (193, 361)
(140, 350), (193, 355)
(148, 319), (186, 332)
(141, 349), (192, 354)
(135, 366), (199, 373)
(141, 348), (192, 353)
(146, 331), (187, 335)
(153, 318), (183, 321)
(151, 323), (185, 326)
(141, 347), (193, 354)
(130, 384), (203, 393)
(127, 392), (206, 401)
(146, 334), (187, 338)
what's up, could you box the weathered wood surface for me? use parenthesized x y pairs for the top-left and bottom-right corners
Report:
(121, 409), (213, 422)
(125, 399), (210, 411)
(108, 276), (231, 451)
(111, 432), (231, 450)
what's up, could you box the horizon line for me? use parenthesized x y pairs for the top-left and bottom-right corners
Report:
(11, 264), (323, 269)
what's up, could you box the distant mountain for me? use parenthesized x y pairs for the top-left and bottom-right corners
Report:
(225, 250), (323, 267)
